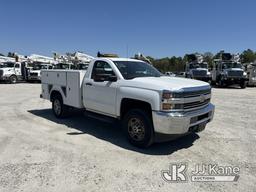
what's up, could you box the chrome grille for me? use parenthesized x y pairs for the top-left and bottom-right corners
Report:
(173, 89), (211, 98)
(175, 99), (210, 110)
(192, 70), (207, 77)
(30, 73), (38, 76)
(228, 71), (243, 77)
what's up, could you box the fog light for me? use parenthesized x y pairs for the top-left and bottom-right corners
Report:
(162, 103), (173, 110)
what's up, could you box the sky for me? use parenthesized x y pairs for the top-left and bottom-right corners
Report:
(0, 0), (255, 58)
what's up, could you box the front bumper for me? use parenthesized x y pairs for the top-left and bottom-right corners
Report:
(0, 75), (11, 81)
(223, 77), (248, 84)
(152, 104), (215, 137)
(193, 76), (211, 82)
(28, 76), (41, 81)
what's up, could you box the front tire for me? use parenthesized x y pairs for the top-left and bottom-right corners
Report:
(52, 95), (68, 118)
(9, 75), (18, 84)
(122, 109), (154, 148)
(240, 80), (246, 89)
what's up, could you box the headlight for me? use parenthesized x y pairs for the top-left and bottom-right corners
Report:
(162, 90), (174, 110)
(162, 90), (172, 99)
(243, 72), (247, 76)
(207, 72), (211, 76)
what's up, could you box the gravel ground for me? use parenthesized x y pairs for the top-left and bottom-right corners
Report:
(0, 83), (255, 192)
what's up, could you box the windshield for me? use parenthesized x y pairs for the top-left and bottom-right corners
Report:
(1, 62), (15, 68)
(222, 62), (242, 69)
(114, 61), (162, 80)
(189, 63), (208, 69)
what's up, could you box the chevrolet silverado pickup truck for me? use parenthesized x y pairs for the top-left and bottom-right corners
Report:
(41, 58), (215, 147)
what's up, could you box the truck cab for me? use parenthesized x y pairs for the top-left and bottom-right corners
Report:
(211, 53), (247, 88)
(185, 62), (211, 81)
(27, 63), (53, 82)
(41, 58), (215, 147)
(185, 54), (211, 82)
(0, 62), (23, 83)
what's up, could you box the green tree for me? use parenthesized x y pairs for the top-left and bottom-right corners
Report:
(241, 49), (256, 63)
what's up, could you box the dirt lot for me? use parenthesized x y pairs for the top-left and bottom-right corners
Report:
(0, 83), (255, 192)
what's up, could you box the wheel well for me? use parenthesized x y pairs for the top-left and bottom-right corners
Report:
(10, 74), (17, 78)
(50, 91), (62, 102)
(120, 98), (152, 119)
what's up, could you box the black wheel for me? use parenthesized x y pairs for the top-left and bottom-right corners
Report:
(240, 81), (246, 89)
(217, 79), (224, 88)
(122, 109), (154, 148)
(9, 75), (18, 84)
(52, 95), (68, 118)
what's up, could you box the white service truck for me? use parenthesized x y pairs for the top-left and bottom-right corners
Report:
(27, 63), (53, 82)
(41, 58), (215, 147)
(0, 62), (29, 83)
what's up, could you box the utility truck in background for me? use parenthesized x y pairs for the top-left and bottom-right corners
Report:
(211, 53), (247, 88)
(40, 57), (215, 147)
(185, 54), (211, 82)
(0, 62), (29, 83)
(246, 62), (256, 87)
(27, 63), (53, 82)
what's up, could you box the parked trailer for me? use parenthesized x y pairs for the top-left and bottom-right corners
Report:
(41, 58), (215, 147)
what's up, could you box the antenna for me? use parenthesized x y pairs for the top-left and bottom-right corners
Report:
(126, 44), (128, 58)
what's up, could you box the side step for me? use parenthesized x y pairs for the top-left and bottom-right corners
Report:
(84, 111), (117, 124)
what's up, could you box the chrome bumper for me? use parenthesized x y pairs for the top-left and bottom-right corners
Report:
(152, 104), (215, 135)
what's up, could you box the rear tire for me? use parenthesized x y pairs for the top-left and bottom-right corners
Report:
(217, 79), (225, 88)
(122, 109), (154, 148)
(240, 80), (246, 89)
(52, 95), (68, 118)
(9, 75), (18, 84)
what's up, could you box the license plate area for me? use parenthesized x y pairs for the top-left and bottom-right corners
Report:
(190, 112), (211, 124)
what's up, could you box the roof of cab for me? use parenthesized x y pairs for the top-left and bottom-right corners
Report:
(98, 57), (143, 62)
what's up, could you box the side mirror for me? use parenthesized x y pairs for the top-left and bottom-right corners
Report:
(94, 74), (117, 82)
(108, 75), (117, 82)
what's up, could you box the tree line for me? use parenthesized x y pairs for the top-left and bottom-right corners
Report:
(147, 49), (256, 73)
(1, 49), (256, 73)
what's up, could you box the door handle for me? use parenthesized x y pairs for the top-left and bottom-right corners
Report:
(85, 83), (92, 86)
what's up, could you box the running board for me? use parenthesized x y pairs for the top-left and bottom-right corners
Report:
(84, 111), (117, 124)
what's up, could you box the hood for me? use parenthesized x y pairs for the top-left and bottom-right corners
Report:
(224, 68), (243, 72)
(0, 68), (14, 72)
(120, 76), (210, 92)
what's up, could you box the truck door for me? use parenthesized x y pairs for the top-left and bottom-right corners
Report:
(84, 61), (117, 116)
(14, 63), (21, 76)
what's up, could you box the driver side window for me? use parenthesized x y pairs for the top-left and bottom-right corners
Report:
(91, 61), (115, 80)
